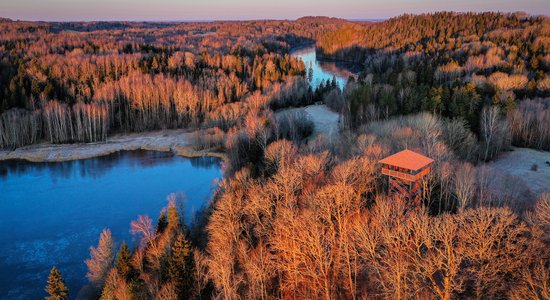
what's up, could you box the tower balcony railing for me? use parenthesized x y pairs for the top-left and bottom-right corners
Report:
(381, 167), (431, 182)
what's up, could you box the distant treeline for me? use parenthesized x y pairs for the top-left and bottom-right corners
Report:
(314, 12), (549, 151)
(0, 17), (344, 147)
(1, 13), (548, 152)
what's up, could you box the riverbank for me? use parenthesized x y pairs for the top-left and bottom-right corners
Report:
(0, 129), (226, 163)
(290, 46), (357, 89)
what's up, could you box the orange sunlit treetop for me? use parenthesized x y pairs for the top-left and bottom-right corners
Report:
(379, 149), (433, 171)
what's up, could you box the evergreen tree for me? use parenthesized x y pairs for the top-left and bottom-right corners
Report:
(307, 62), (313, 83)
(45, 266), (68, 300)
(115, 242), (132, 279)
(167, 204), (180, 231)
(156, 213), (168, 234)
(168, 233), (195, 298)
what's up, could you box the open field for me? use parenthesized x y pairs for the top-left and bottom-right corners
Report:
(487, 147), (550, 196)
(0, 130), (224, 163)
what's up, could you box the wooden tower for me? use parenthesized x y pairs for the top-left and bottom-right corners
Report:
(379, 150), (433, 209)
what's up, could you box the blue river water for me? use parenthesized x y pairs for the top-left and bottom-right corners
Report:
(291, 46), (356, 90)
(0, 151), (221, 299)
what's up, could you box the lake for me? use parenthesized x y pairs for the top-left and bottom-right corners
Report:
(0, 151), (222, 299)
(291, 46), (356, 90)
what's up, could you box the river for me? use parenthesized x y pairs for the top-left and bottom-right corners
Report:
(291, 46), (357, 90)
(0, 46), (350, 299)
(0, 151), (221, 299)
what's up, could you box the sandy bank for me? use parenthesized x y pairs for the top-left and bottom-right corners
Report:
(0, 129), (226, 163)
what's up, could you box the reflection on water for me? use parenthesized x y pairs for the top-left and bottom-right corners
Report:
(291, 46), (356, 90)
(0, 151), (219, 181)
(0, 151), (221, 299)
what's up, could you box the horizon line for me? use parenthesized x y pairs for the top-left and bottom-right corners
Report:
(1, 11), (545, 23)
(0, 16), (385, 23)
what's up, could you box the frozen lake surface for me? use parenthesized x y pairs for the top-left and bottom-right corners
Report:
(0, 151), (221, 299)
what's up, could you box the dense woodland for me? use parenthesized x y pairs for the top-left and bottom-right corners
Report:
(1, 12), (548, 300)
(318, 12), (550, 151)
(0, 17), (352, 148)
(68, 111), (549, 299)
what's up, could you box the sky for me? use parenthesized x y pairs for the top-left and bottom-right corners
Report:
(1, 0), (548, 21)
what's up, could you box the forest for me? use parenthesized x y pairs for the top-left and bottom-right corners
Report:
(0, 12), (548, 300)
(0, 18), (323, 147)
(318, 12), (550, 152)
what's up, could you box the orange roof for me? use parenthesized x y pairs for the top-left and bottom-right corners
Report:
(379, 149), (433, 171)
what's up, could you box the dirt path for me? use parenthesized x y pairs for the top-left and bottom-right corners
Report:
(0, 129), (224, 162)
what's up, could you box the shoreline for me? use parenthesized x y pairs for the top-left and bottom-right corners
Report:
(289, 43), (316, 54)
(0, 129), (227, 164)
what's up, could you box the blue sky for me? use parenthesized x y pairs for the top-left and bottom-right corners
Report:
(1, 0), (548, 21)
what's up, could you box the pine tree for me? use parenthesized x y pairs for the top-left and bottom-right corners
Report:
(45, 266), (68, 300)
(115, 242), (132, 279)
(167, 204), (180, 231)
(156, 213), (168, 234)
(168, 233), (195, 298)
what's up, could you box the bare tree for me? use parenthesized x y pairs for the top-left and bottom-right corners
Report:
(86, 229), (114, 289)
(43, 100), (73, 143)
(193, 249), (210, 297)
(351, 197), (421, 299)
(237, 240), (274, 300)
(508, 99), (550, 151)
(509, 259), (550, 300)
(205, 171), (249, 299)
(130, 215), (156, 248)
(0, 109), (41, 148)
(453, 162), (477, 211)
(526, 193), (550, 243)
(442, 118), (478, 161)
(417, 214), (465, 300)
(480, 106), (510, 161)
(459, 207), (531, 298)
